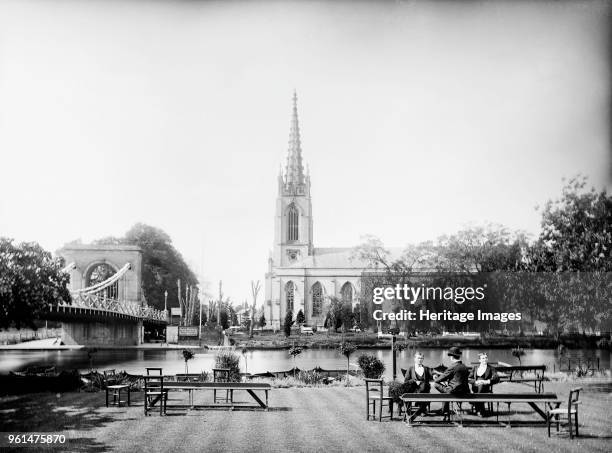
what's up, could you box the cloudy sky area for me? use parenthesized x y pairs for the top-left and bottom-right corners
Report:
(0, 0), (609, 304)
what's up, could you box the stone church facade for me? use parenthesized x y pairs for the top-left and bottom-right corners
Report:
(264, 94), (369, 330)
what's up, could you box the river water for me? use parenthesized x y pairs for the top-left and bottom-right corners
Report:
(1, 348), (609, 378)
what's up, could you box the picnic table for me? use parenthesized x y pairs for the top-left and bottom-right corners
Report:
(495, 365), (547, 393)
(400, 393), (561, 425)
(162, 382), (271, 410)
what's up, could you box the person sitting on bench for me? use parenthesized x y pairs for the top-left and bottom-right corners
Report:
(403, 351), (433, 412)
(433, 346), (470, 419)
(469, 352), (500, 417)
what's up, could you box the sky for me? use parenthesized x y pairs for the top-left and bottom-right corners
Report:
(0, 0), (610, 305)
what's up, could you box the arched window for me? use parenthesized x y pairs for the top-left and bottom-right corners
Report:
(312, 282), (323, 317)
(287, 204), (299, 241)
(341, 282), (353, 304)
(285, 281), (295, 312)
(86, 263), (118, 299)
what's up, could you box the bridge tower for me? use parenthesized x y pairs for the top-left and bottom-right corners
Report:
(54, 244), (151, 346)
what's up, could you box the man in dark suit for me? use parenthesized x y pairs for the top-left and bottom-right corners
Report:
(433, 346), (470, 418)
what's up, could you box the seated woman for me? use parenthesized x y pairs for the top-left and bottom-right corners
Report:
(403, 351), (433, 412)
(469, 352), (500, 417)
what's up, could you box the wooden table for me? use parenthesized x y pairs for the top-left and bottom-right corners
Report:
(106, 384), (130, 407)
(496, 365), (547, 393)
(162, 382), (271, 410)
(400, 393), (561, 425)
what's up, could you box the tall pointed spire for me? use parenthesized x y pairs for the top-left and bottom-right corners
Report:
(285, 90), (305, 186)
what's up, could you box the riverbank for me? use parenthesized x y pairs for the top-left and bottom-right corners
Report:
(0, 333), (600, 352)
(1, 381), (610, 452)
(1, 332), (608, 351)
(231, 332), (609, 351)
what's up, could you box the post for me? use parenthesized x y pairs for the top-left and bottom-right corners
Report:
(199, 299), (203, 346)
(392, 335), (397, 381)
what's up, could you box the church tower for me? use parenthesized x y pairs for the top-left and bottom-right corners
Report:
(273, 91), (313, 267)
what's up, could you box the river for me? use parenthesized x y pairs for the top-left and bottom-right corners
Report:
(1, 348), (609, 378)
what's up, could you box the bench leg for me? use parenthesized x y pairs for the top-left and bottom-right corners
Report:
(574, 412), (579, 437)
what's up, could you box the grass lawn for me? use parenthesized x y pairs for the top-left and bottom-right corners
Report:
(0, 382), (610, 452)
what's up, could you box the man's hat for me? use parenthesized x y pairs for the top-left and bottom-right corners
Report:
(447, 346), (462, 358)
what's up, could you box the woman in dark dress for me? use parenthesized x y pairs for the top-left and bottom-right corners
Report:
(403, 351), (433, 412)
(469, 352), (500, 416)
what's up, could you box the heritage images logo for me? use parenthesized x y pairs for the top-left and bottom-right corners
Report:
(372, 284), (486, 305)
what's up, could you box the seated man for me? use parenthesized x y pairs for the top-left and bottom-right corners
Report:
(433, 346), (470, 419)
(469, 352), (500, 417)
(403, 351), (433, 412)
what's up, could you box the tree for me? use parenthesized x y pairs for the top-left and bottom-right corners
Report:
(288, 343), (303, 375)
(0, 238), (71, 329)
(339, 342), (357, 386)
(524, 177), (612, 333)
(324, 297), (343, 333)
(250, 280), (261, 339)
(353, 226), (527, 333)
(340, 303), (354, 333)
(182, 349), (194, 374)
(528, 176), (612, 272)
(259, 313), (267, 329)
(296, 309), (305, 326)
(90, 223), (199, 311)
(219, 308), (230, 330)
(284, 309), (294, 337)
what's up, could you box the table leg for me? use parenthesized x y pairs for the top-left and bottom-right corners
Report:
(528, 402), (548, 421)
(246, 389), (267, 409)
(407, 403), (426, 425)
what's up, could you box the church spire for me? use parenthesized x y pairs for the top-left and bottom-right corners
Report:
(285, 91), (305, 186)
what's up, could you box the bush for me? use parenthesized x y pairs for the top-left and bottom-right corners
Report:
(387, 380), (411, 404)
(214, 350), (241, 382)
(297, 370), (324, 385)
(597, 338), (611, 350)
(284, 310), (294, 337)
(357, 354), (385, 379)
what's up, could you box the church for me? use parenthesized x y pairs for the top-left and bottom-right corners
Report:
(264, 93), (370, 330)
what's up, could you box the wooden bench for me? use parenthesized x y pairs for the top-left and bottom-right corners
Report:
(400, 393), (561, 425)
(495, 365), (547, 393)
(162, 382), (271, 410)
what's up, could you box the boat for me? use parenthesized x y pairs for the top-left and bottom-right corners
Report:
(9, 366), (57, 377)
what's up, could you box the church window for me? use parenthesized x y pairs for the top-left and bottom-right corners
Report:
(287, 204), (299, 241)
(312, 282), (323, 317)
(341, 282), (353, 304)
(285, 281), (295, 312)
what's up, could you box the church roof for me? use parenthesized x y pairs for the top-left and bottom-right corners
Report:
(285, 247), (406, 270)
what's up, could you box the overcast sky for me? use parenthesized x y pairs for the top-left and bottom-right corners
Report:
(0, 0), (610, 304)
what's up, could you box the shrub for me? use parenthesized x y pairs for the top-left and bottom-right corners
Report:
(214, 350), (241, 382)
(387, 380), (411, 404)
(597, 338), (611, 350)
(297, 370), (324, 385)
(284, 310), (294, 337)
(357, 354), (385, 379)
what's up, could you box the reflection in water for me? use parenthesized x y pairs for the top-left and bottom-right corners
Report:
(1, 348), (609, 378)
